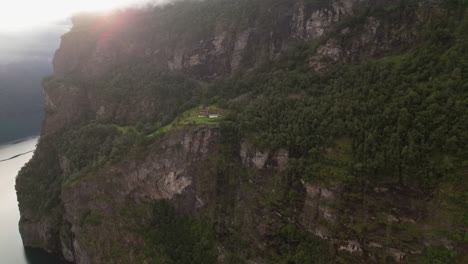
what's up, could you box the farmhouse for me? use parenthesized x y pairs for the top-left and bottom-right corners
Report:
(198, 106), (220, 118)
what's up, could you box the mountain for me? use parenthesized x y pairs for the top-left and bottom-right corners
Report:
(0, 25), (65, 143)
(16, 0), (467, 263)
(0, 60), (50, 143)
(0, 61), (48, 114)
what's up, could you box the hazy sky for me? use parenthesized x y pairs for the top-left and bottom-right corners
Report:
(0, 1), (177, 64)
(0, 24), (67, 64)
(0, 1), (171, 32)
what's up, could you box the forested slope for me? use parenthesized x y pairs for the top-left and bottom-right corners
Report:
(17, 1), (467, 263)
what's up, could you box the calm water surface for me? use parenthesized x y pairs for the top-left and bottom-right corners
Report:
(0, 137), (68, 264)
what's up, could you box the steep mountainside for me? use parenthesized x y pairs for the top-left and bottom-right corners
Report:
(17, 0), (467, 263)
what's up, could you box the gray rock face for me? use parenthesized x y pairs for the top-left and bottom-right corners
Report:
(309, 38), (343, 71)
(240, 142), (289, 171)
(52, 0), (367, 81)
(42, 78), (90, 135)
(292, 0), (356, 40)
(62, 126), (219, 263)
(230, 30), (252, 72)
(301, 183), (340, 236)
(52, 0), (427, 81)
(19, 217), (59, 253)
(19, 125), (220, 263)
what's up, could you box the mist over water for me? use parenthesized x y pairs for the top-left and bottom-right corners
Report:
(0, 138), (67, 264)
(0, 23), (67, 64)
(0, 22), (65, 145)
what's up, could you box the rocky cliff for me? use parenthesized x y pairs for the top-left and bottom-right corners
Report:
(17, 0), (467, 263)
(53, 0), (429, 81)
(19, 125), (220, 263)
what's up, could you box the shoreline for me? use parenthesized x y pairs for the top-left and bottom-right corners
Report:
(0, 150), (35, 162)
(0, 136), (39, 161)
(0, 135), (38, 148)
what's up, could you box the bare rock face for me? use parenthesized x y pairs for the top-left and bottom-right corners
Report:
(240, 142), (289, 171)
(18, 217), (59, 253)
(309, 38), (343, 71)
(230, 29), (252, 72)
(301, 183), (340, 238)
(51, 0), (431, 81)
(69, 126), (217, 263)
(42, 78), (90, 135)
(52, 0), (366, 82)
(29, 126), (220, 263)
(292, 0), (356, 40)
(307, 2), (436, 71)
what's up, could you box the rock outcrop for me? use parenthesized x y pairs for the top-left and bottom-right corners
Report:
(240, 142), (289, 171)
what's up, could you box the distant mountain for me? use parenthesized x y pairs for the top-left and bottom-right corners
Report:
(0, 60), (51, 116)
(0, 24), (65, 143)
(0, 23), (67, 64)
(0, 60), (51, 143)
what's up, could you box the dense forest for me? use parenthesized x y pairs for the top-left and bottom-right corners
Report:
(218, 7), (467, 191)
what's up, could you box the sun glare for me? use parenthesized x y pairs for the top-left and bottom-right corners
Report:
(0, 0), (154, 32)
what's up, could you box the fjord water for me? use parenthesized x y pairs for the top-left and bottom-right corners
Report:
(0, 137), (66, 264)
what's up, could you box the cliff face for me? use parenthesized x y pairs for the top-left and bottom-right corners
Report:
(19, 125), (220, 263)
(53, 0), (425, 81)
(16, 0), (467, 263)
(59, 126), (219, 263)
(45, 0), (429, 128)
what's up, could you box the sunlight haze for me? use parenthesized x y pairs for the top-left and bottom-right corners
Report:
(0, 0), (167, 32)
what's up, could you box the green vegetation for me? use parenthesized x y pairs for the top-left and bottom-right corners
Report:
(416, 247), (457, 264)
(201, 121), (332, 263)
(91, 69), (203, 126)
(16, 136), (63, 217)
(148, 105), (225, 137)
(273, 223), (331, 263)
(212, 6), (467, 191)
(144, 200), (217, 264)
(80, 210), (104, 227)
(179, 105), (224, 125)
(51, 104), (225, 185)
(198, 3), (466, 262)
